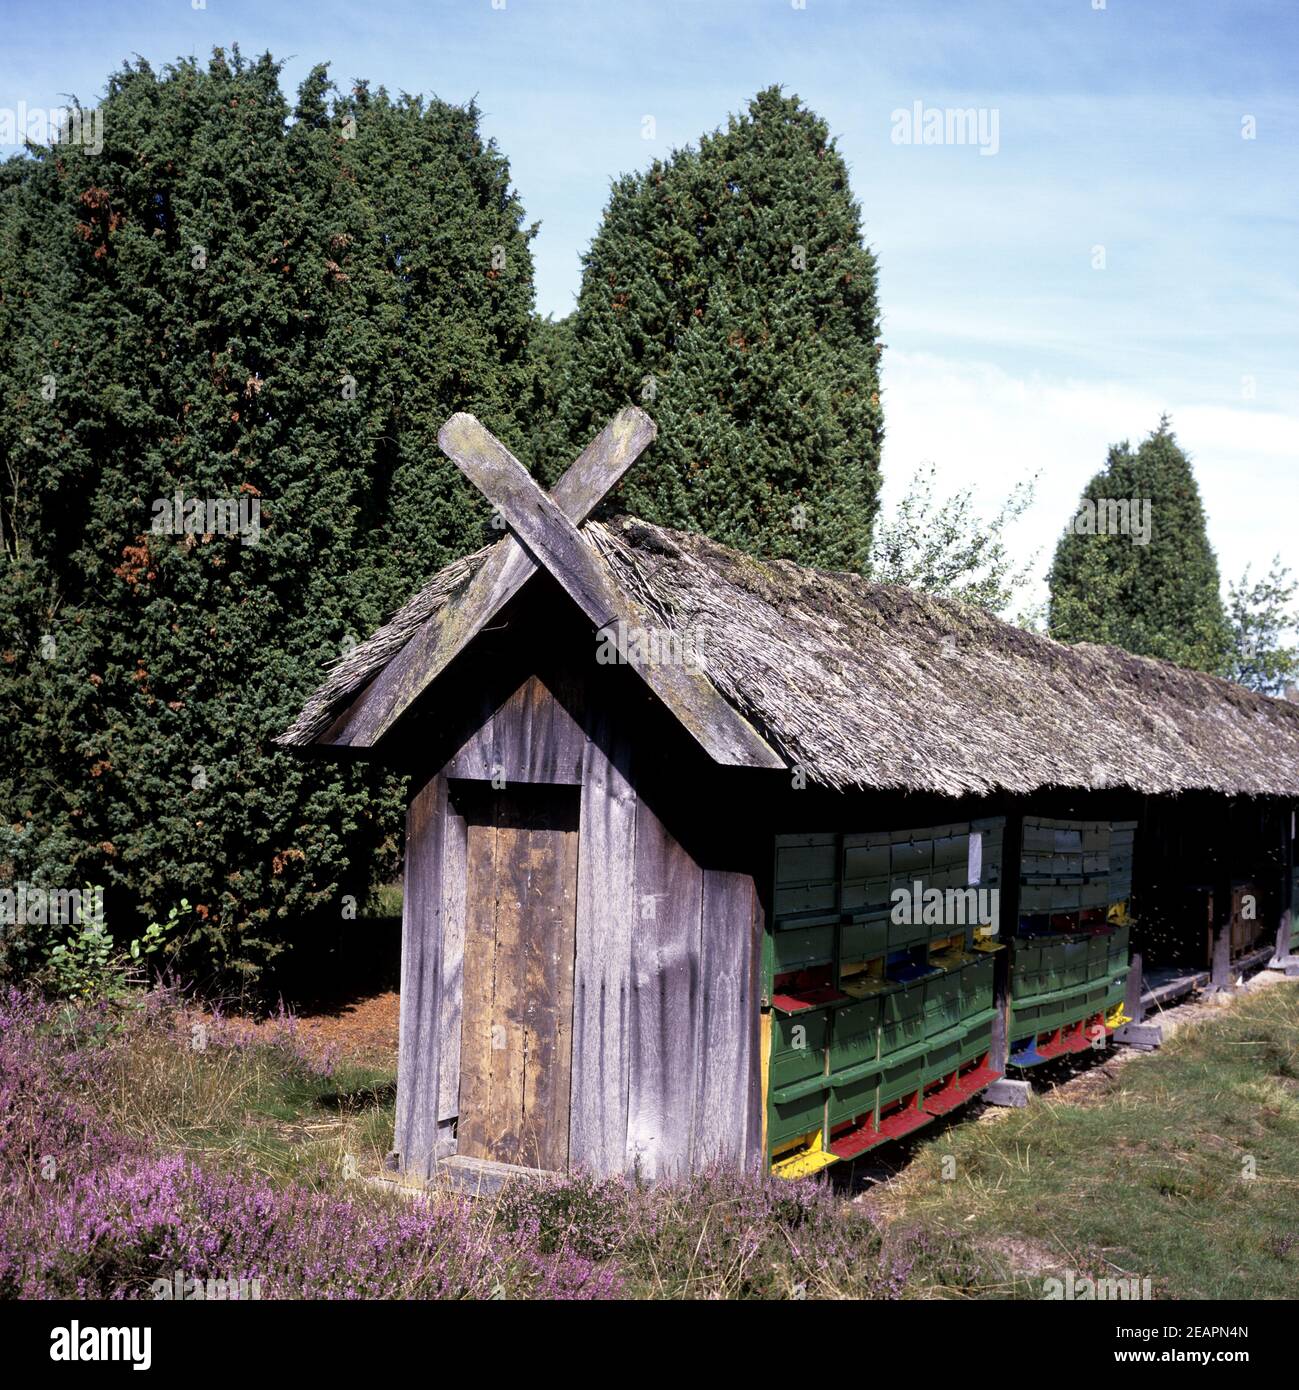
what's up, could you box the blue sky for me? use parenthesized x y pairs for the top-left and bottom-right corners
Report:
(3, 0), (1296, 610)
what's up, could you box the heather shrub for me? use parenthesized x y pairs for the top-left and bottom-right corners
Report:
(0, 988), (137, 1192)
(0, 985), (955, 1300)
(495, 1170), (628, 1260)
(0, 986), (618, 1298)
(2, 1150), (622, 1299)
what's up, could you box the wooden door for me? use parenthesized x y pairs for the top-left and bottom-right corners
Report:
(457, 784), (579, 1171)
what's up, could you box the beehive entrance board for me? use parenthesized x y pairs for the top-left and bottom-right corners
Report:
(457, 784), (579, 1172)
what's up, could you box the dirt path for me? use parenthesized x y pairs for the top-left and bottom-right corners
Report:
(235, 989), (400, 1069)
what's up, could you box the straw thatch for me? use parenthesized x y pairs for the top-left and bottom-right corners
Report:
(277, 514), (1299, 798)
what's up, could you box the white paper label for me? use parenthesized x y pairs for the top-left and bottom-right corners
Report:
(968, 831), (983, 886)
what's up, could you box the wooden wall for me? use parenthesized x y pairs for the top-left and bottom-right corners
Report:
(393, 650), (764, 1181)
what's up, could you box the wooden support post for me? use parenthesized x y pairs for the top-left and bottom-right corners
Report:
(393, 771), (449, 1180)
(1209, 801), (1234, 993)
(990, 810), (1022, 1071)
(1122, 948), (1145, 1025)
(1272, 806), (1295, 967)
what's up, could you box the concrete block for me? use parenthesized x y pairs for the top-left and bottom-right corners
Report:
(984, 1078), (1031, 1108)
(1113, 1021), (1163, 1050)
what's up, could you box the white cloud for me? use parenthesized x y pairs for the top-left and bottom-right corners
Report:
(881, 351), (1299, 611)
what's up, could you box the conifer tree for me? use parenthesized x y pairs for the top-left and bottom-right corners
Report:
(544, 87), (883, 572)
(0, 51), (535, 977)
(1048, 419), (1231, 673)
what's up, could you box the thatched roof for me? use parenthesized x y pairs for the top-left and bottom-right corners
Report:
(277, 514), (1299, 798)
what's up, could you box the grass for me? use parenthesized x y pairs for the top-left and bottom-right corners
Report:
(873, 980), (1299, 1298)
(93, 1006), (399, 1191)
(81, 981), (1299, 1296)
(5, 987), (976, 1298)
(9, 979), (1295, 1298)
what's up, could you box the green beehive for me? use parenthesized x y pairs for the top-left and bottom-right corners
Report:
(768, 819), (1009, 1167)
(960, 954), (995, 1019)
(773, 836), (838, 921)
(769, 1087), (826, 1150)
(829, 996), (881, 1073)
(769, 1008), (829, 1147)
(841, 834), (890, 913)
(840, 908), (889, 964)
(924, 968), (963, 1030)
(772, 921), (836, 974)
(880, 980), (926, 1057)
(828, 1070), (880, 1127)
(923, 1035), (963, 1084)
(887, 906), (929, 952)
(772, 1010), (827, 1090)
(879, 1052), (925, 1107)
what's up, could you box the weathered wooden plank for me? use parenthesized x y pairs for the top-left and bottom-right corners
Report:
(491, 806), (528, 1161)
(513, 673), (587, 784)
(743, 879), (765, 1170)
(440, 412), (625, 630)
(625, 796), (704, 1178)
(569, 712), (637, 1174)
(319, 545), (520, 749)
(457, 787), (581, 1171)
(519, 804), (579, 1172)
(434, 1154), (550, 1196)
(456, 814), (498, 1162)
(549, 407), (658, 520)
(319, 408), (655, 748)
(446, 674), (586, 785)
(439, 414), (785, 772)
(693, 869), (759, 1168)
(436, 796), (468, 1128)
(393, 772), (447, 1180)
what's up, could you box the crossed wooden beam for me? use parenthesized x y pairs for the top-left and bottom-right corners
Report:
(320, 409), (783, 770)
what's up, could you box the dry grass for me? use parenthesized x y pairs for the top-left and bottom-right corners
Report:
(92, 1004), (397, 1190)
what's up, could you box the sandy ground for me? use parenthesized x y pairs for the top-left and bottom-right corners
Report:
(243, 989), (400, 1070)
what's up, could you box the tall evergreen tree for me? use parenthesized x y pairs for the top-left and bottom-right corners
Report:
(542, 87), (883, 572)
(0, 50), (535, 978)
(1048, 419), (1231, 673)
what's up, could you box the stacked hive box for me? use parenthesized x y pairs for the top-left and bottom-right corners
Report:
(1008, 818), (1135, 1066)
(767, 820), (1005, 1177)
